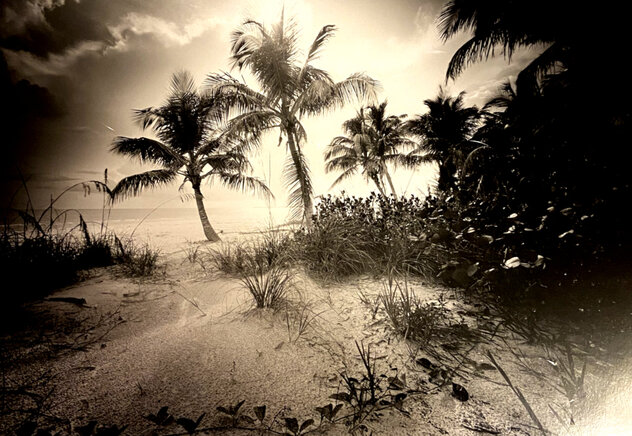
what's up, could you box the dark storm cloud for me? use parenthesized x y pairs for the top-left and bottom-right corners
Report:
(0, 49), (66, 204)
(0, 0), (113, 57)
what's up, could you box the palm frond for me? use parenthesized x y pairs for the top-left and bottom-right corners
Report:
(205, 72), (271, 113)
(324, 138), (355, 161)
(297, 24), (336, 85)
(390, 152), (435, 168)
(332, 73), (381, 108)
(133, 107), (159, 130)
(516, 42), (562, 90)
(325, 155), (358, 173)
(283, 147), (312, 221)
(111, 169), (178, 202)
(111, 136), (183, 168)
(200, 151), (252, 176)
(445, 32), (513, 81)
(214, 172), (273, 199)
(329, 166), (358, 189)
(230, 19), (267, 70)
(223, 109), (280, 146)
(170, 70), (197, 97)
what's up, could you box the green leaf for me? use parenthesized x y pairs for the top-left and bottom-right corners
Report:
(254, 405), (266, 422)
(503, 256), (521, 268)
(232, 400), (245, 415)
(216, 406), (231, 415)
(332, 403), (343, 418)
(284, 417), (299, 434)
(240, 415), (256, 425)
(329, 392), (352, 403)
(315, 404), (332, 420)
(300, 419), (314, 432)
(177, 413), (205, 434)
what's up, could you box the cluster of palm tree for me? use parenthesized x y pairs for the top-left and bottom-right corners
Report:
(324, 90), (484, 200)
(109, 1), (631, 249)
(111, 14), (378, 240)
(324, 101), (417, 200)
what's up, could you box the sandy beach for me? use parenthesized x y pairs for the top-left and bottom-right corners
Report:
(2, 216), (631, 436)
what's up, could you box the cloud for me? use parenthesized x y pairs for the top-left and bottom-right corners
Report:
(0, 0), (66, 36)
(3, 39), (106, 76)
(0, 0), (110, 58)
(107, 13), (222, 52)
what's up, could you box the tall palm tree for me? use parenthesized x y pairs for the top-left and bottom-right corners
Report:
(325, 101), (417, 198)
(110, 71), (271, 242)
(206, 13), (379, 226)
(406, 88), (480, 193)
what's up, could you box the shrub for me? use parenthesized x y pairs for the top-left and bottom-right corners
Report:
(115, 238), (160, 277)
(207, 231), (292, 276)
(0, 233), (79, 303)
(240, 261), (291, 308)
(293, 215), (375, 280)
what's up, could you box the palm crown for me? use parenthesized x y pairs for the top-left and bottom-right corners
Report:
(406, 88), (480, 192)
(206, 13), (379, 225)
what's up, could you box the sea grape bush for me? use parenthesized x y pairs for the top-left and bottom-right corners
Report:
(299, 190), (618, 295)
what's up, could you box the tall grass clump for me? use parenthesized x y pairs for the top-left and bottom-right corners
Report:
(205, 232), (293, 308)
(379, 272), (448, 345)
(207, 231), (292, 276)
(292, 193), (454, 282)
(0, 232), (80, 303)
(293, 215), (375, 280)
(0, 176), (161, 308)
(115, 237), (160, 277)
(240, 260), (291, 308)
(0, 179), (114, 303)
(238, 238), (293, 308)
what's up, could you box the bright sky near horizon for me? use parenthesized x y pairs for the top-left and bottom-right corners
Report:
(1, 0), (541, 211)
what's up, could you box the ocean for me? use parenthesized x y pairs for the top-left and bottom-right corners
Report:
(5, 205), (293, 252)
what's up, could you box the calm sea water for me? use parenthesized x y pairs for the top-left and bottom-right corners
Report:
(75, 206), (291, 234)
(6, 206), (293, 251)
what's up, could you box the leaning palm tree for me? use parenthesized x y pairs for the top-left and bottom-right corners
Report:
(110, 71), (271, 242)
(406, 88), (480, 193)
(325, 101), (417, 198)
(206, 13), (379, 226)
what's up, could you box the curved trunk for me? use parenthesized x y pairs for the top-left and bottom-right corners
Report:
(287, 129), (313, 229)
(383, 166), (398, 200)
(191, 181), (221, 242)
(370, 174), (387, 197)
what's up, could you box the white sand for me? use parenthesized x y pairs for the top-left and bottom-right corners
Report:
(4, 223), (631, 435)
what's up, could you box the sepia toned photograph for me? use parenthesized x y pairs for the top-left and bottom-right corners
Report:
(1, 1), (630, 434)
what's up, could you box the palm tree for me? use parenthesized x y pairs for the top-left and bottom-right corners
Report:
(406, 88), (480, 193)
(206, 13), (379, 226)
(325, 101), (417, 198)
(325, 108), (387, 196)
(110, 71), (271, 242)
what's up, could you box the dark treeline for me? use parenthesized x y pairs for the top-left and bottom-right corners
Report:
(314, 0), (632, 295)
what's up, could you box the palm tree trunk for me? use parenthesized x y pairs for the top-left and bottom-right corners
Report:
(192, 181), (221, 242)
(371, 175), (387, 197)
(383, 166), (398, 200)
(287, 130), (313, 229)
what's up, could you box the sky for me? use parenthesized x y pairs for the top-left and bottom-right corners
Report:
(1, 0), (541, 213)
